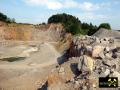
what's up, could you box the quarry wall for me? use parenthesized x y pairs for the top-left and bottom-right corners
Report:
(0, 22), (65, 42)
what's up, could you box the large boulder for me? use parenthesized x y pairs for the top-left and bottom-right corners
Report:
(99, 38), (110, 44)
(95, 37), (100, 43)
(92, 45), (104, 58)
(78, 55), (94, 72)
(100, 69), (110, 77)
(86, 46), (92, 56)
(105, 53), (112, 59)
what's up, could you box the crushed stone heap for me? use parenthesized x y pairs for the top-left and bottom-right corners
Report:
(40, 35), (120, 90)
(93, 28), (120, 38)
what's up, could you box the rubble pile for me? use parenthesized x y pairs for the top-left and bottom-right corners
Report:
(41, 35), (120, 90)
(93, 28), (120, 38)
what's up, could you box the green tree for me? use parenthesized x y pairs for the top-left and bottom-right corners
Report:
(48, 13), (82, 35)
(98, 23), (111, 30)
(0, 12), (15, 23)
(81, 22), (98, 35)
(0, 12), (7, 21)
(48, 13), (99, 35)
(87, 23), (98, 35)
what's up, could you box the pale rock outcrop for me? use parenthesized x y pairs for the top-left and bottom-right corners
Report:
(78, 55), (94, 72)
(92, 45), (104, 58)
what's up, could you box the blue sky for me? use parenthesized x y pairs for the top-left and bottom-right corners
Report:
(0, 0), (120, 29)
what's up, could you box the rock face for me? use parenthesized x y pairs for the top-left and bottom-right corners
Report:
(0, 22), (65, 41)
(34, 23), (65, 42)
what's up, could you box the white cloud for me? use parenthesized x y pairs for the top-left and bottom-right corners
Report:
(24, 0), (63, 9)
(47, 1), (63, 10)
(24, 0), (47, 5)
(78, 2), (100, 11)
(63, 0), (78, 8)
(24, 0), (111, 11)
(75, 12), (110, 21)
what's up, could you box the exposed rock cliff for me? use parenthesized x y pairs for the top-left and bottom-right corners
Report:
(0, 22), (65, 41)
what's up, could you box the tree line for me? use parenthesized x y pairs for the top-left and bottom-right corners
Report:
(0, 12), (15, 23)
(48, 13), (111, 35)
(0, 12), (111, 35)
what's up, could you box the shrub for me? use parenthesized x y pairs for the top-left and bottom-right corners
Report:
(98, 23), (111, 30)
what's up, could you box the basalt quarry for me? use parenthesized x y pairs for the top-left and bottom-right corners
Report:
(0, 21), (120, 90)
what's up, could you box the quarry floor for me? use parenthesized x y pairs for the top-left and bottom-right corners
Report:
(0, 41), (60, 90)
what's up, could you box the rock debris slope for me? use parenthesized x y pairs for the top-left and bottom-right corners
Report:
(93, 28), (120, 38)
(40, 34), (120, 90)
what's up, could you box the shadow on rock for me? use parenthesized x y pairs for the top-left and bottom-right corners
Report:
(57, 50), (69, 65)
(70, 63), (81, 76)
(37, 81), (48, 90)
